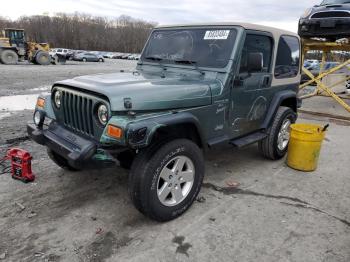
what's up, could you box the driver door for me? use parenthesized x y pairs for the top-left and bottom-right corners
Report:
(230, 31), (274, 138)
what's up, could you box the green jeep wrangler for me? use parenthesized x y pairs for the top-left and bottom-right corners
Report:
(28, 23), (301, 221)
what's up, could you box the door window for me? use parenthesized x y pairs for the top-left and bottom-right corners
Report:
(274, 36), (300, 78)
(239, 34), (273, 73)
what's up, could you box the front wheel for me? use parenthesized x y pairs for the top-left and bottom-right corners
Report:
(35, 51), (51, 65)
(258, 106), (296, 160)
(82, 58), (87, 62)
(0, 49), (18, 64)
(128, 139), (204, 222)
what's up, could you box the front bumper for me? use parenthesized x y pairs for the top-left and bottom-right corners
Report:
(298, 18), (350, 38)
(27, 122), (117, 169)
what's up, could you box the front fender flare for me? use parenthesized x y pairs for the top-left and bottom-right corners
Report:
(126, 111), (206, 149)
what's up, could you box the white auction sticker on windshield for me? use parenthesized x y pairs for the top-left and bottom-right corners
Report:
(204, 30), (230, 40)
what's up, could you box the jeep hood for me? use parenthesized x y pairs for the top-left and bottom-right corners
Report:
(54, 72), (222, 111)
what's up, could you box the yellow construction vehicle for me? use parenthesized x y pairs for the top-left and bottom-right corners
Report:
(0, 28), (65, 65)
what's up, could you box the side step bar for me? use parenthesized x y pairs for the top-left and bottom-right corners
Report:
(230, 131), (267, 148)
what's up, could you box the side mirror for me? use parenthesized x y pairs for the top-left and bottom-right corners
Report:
(247, 52), (263, 72)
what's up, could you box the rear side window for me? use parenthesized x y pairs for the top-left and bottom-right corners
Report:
(240, 34), (273, 73)
(274, 36), (300, 79)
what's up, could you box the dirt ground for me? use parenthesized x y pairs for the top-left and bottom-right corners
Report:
(0, 61), (349, 262)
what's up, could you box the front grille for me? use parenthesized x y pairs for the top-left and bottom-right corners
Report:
(311, 11), (350, 18)
(61, 90), (95, 136)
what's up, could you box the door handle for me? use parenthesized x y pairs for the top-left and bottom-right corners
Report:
(261, 76), (271, 87)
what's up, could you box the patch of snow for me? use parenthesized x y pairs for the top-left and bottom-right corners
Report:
(0, 94), (38, 111)
(29, 85), (51, 92)
(0, 112), (11, 120)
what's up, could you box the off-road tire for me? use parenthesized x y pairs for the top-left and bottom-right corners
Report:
(35, 51), (51, 65)
(0, 49), (18, 64)
(117, 150), (135, 169)
(128, 139), (204, 222)
(47, 148), (80, 171)
(258, 106), (296, 160)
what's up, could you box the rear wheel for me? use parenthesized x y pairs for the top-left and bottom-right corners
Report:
(0, 49), (18, 64)
(128, 139), (204, 222)
(82, 58), (87, 62)
(47, 149), (80, 171)
(98, 58), (103, 62)
(258, 106), (296, 160)
(35, 51), (51, 65)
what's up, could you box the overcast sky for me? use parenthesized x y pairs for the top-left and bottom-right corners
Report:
(1, 0), (320, 32)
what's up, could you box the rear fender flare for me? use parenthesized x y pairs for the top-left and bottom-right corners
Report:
(261, 90), (298, 129)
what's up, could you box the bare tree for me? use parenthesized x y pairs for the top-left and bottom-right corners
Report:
(0, 13), (157, 53)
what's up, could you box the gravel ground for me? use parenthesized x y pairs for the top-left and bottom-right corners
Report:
(0, 61), (349, 262)
(0, 59), (137, 97)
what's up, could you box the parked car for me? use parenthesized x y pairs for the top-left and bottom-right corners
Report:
(112, 53), (124, 59)
(121, 53), (130, 59)
(73, 52), (104, 62)
(28, 23), (301, 222)
(304, 59), (320, 70)
(299, 0), (350, 40)
(301, 61), (350, 84)
(49, 48), (71, 58)
(127, 54), (141, 60)
(346, 79), (350, 93)
(65, 50), (77, 60)
(104, 53), (115, 59)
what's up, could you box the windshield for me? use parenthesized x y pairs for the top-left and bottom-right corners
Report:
(321, 0), (350, 5)
(141, 28), (237, 68)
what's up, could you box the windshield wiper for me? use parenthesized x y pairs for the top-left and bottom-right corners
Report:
(144, 56), (163, 61)
(174, 59), (205, 75)
(174, 59), (197, 65)
(143, 56), (167, 73)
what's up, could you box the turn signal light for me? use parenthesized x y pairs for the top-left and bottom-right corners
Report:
(36, 98), (45, 108)
(107, 125), (122, 139)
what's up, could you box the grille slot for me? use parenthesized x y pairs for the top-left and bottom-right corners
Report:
(311, 11), (350, 18)
(61, 91), (95, 136)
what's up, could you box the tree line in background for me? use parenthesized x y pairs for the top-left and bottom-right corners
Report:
(0, 13), (157, 53)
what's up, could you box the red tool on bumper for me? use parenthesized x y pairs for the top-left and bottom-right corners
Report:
(6, 148), (35, 183)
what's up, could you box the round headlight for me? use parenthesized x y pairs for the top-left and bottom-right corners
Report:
(54, 90), (61, 108)
(97, 104), (108, 125)
(34, 111), (41, 126)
